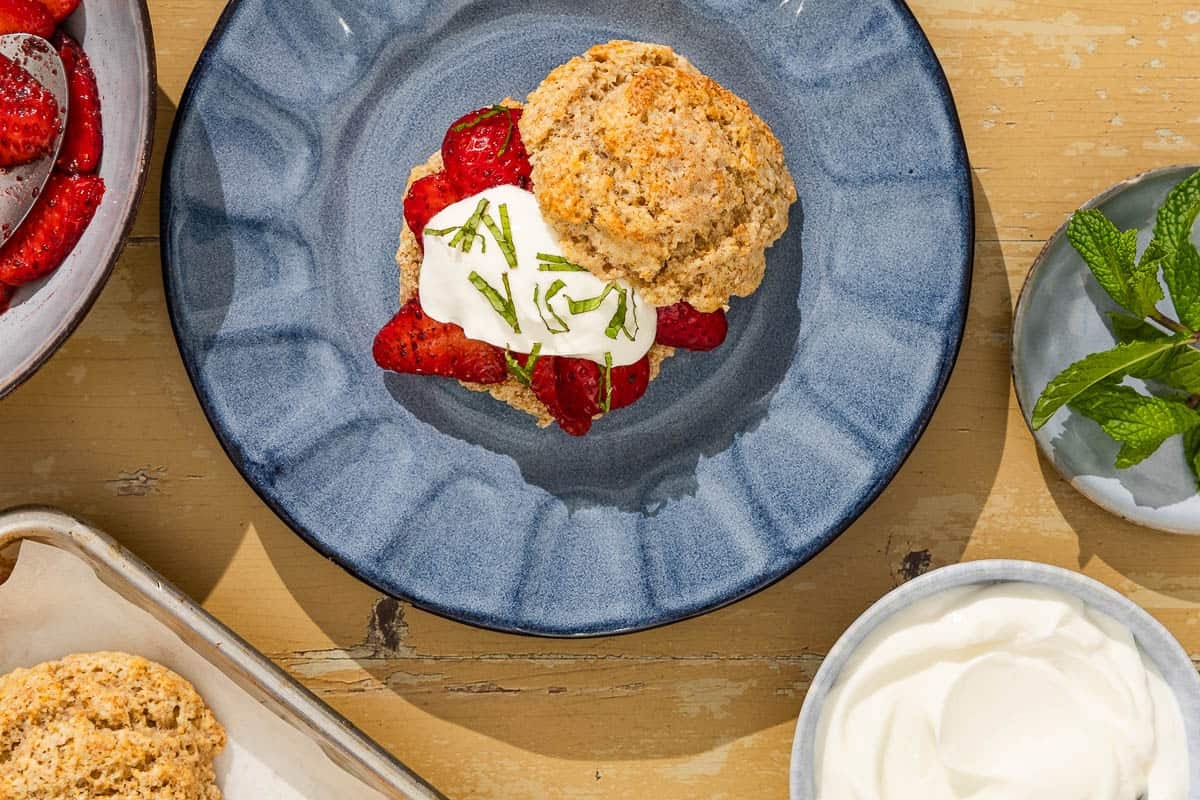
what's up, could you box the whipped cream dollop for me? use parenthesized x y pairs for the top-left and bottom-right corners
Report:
(418, 185), (655, 366)
(815, 582), (1188, 800)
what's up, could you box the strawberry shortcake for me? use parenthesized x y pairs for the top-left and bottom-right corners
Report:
(374, 41), (796, 436)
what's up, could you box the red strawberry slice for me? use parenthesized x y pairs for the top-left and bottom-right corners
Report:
(0, 172), (103, 286)
(373, 298), (507, 384)
(442, 105), (532, 195)
(52, 32), (102, 174)
(38, 0), (79, 23)
(0, 282), (12, 314)
(556, 357), (603, 419)
(0, 0), (53, 37)
(0, 51), (60, 168)
(404, 171), (462, 250)
(610, 356), (650, 410)
(530, 355), (592, 436)
(655, 301), (728, 350)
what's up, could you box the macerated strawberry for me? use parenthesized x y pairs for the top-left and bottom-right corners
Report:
(0, 51), (60, 168)
(655, 301), (728, 350)
(52, 32), (101, 174)
(556, 357), (602, 418)
(373, 299), (507, 384)
(610, 356), (650, 410)
(0, 0), (53, 37)
(530, 355), (592, 436)
(38, 0), (80, 23)
(0, 172), (103, 286)
(442, 105), (532, 195)
(404, 171), (462, 250)
(0, 282), (12, 314)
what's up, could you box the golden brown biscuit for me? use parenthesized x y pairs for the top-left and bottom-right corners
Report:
(0, 652), (226, 800)
(520, 40), (796, 313)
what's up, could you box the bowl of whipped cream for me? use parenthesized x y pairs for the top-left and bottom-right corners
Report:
(790, 560), (1199, 800)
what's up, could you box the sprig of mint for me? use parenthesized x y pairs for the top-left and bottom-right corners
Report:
(1032, 169), (1200, 486)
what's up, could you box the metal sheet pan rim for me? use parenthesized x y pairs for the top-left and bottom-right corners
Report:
(0, 505), (444, 800)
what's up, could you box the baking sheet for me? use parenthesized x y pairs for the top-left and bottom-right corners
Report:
(0, 534), (423, 798)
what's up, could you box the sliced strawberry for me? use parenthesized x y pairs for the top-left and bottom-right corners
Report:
(0, 172), (103, 286)
(373, 298), (506, 384)
(441, 105), (532, 195)
(556, 357), (602, 418)
(655, 301), (728, 351)
(38, 0), (79, 23)
(0, 282), (12, 314)
(52, 32), (102, 174)
(609, 356), (650, 410)
(0, 51), (60, 168)
(404, 171), (462, 250)
(0, 0), (53, 37)
(530, 356), (592, 436)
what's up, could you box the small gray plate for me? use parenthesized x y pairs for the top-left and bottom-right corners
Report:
(789, 560), (1200, 799)
(1013, 164), (1200, 534)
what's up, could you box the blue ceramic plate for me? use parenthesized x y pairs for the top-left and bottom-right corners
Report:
(162, 0), (972, 636)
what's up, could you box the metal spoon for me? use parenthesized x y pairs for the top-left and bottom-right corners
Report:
(0, 34), (66, 246)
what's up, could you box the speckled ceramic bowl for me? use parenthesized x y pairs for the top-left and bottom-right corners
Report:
(1013, 165), (1200, 534)
(0, 2), (156, 399)
(789, 560), (1200, 799)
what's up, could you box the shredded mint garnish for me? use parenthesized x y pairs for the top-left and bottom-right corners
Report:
(537, 253), (588, 272)
(500, 204), (513, 257)
(450, 199), (490, 253)
(451, 105), (506, 132)
(505, 343), (541, 386)
(604, 286), (633, 341)
(424, 226), (459, 238)
(601, 352), (613, 414)
(468, 270), (520, 333)
(481, 206), (518, 268)
(1033, 167), (1200, 486)
(497, 110), (516, 157)
(567, 283), (619, 314)
(535, 281), (569, 334)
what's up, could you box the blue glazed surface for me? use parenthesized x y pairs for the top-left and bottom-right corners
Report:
(162, 0), (973, 635)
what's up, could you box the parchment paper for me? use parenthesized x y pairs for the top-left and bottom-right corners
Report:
(0, 539), (391, 799)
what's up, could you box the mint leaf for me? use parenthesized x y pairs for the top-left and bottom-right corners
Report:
(1070, 384), (1200, 468)
(1185, 426), (1200, 489)
(1152, 169), (1200, 328)
(1110, 313), (1200, 392)
(1067, 210), (1143, 314)
(1031, 338), (1189, 429)
(1164, 244), (1200, 330)
(1153, 169), (1200, 254)
(1109, 313), (1162, 342)
(1129, 250), (1166, 318)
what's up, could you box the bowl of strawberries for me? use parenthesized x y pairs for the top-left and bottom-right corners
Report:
(0, 0), (154, 399)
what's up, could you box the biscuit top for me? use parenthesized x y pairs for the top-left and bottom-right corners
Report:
(0, 652), (226, 800)
(521, 40), (797, 313)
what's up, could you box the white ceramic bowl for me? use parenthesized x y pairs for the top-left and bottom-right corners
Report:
(1013, 165), (1200, 534)
(0, 1), (155, 399)
(790, 560), (1200, 799)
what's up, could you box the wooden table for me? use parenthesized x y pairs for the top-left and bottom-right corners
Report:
(3, 1), (1200, 797)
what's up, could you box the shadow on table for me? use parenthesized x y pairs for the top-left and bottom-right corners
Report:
(257, 174), (1013, 763)
(1038, 453), (1200, 603)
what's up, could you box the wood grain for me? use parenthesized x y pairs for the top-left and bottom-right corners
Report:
(2, 2), (1199, 797)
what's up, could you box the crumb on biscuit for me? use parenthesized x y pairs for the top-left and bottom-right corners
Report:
(520, 40), (797, 313)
